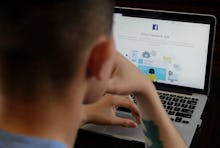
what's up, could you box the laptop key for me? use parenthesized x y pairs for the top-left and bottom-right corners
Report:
(160, 99), (166, 104)
(167, 106), (173, 110)
(182, 120), (189, 124)
(187, 100), (197, 105)
(181, 108), (193, 114)
(160, 95), (165, 99)
(174, 107), (181, 112)
(173, 98), (179, 102)
(167, 101), (174, 105)
(163, 105), (167, 109)
(166, 96), (172, 101)
(176, 112), (192, 118)
(181, 104), (188, 108)
(185, 97), (191, 100)
(174, 103), (181, 106)
(188, 105), (196, 109)
(175, 117), (182, 122)
(180, 99), (186, 103)
(168, 111), (175, 115)
(161, 100), (166, 104)
(192, 97), (199, 101)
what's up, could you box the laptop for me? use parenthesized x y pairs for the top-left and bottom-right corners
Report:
(81, 7), (216, 146)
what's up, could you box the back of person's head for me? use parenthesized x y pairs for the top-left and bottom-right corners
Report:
(0, 0), (115, 100)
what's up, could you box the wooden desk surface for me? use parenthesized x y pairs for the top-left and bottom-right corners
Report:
(75, 1), (220, 147)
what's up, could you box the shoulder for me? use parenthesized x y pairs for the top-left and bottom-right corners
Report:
(0, 130), (67, 148)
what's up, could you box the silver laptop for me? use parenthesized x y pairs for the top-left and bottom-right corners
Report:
(81, 7), (216, 147)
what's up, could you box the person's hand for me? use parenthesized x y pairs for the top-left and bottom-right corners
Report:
(106, 51), (150, 95)
(80, 94), (141, 128)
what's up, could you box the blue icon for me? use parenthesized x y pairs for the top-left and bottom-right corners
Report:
(138, 59), (143, 64)
(138, 65), (166, 81)
(131, 50), (138, 62)
(152, 24), (159, 30)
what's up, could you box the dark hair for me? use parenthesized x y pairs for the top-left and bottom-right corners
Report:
(0, 0), (115, 100)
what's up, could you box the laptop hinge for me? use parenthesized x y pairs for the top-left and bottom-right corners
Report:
(157, 86), (193, 95)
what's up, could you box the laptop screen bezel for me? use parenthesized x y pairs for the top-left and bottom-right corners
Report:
(114, 7), (216, 95)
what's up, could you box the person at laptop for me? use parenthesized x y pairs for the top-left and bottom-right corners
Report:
(0, 0), (186, 148)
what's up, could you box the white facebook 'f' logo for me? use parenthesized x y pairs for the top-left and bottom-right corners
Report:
(152, 24), (159, 30)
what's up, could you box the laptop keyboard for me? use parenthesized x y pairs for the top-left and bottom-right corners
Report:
(158, 92), (198, 124)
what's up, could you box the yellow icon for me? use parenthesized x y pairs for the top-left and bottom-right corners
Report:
(148, 68), (158, 82)
(163, 56), (172, 63)
(148, 74), (157, 82)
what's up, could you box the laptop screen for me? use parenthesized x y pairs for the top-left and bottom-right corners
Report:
(113, 8), (215, 93)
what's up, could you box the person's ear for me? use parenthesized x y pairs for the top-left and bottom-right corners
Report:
(87, 35), (115, 80)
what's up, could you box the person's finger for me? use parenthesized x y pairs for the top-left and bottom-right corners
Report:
(113, 95), (141, 124)
(112, 116), (138, 128)
(127, 96), (141, 124)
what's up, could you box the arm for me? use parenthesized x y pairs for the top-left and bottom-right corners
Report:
(80, 94), (141, 128)
(107, 52), (187, 148)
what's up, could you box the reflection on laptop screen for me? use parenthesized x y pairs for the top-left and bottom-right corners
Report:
(113, 13), (210, 90)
